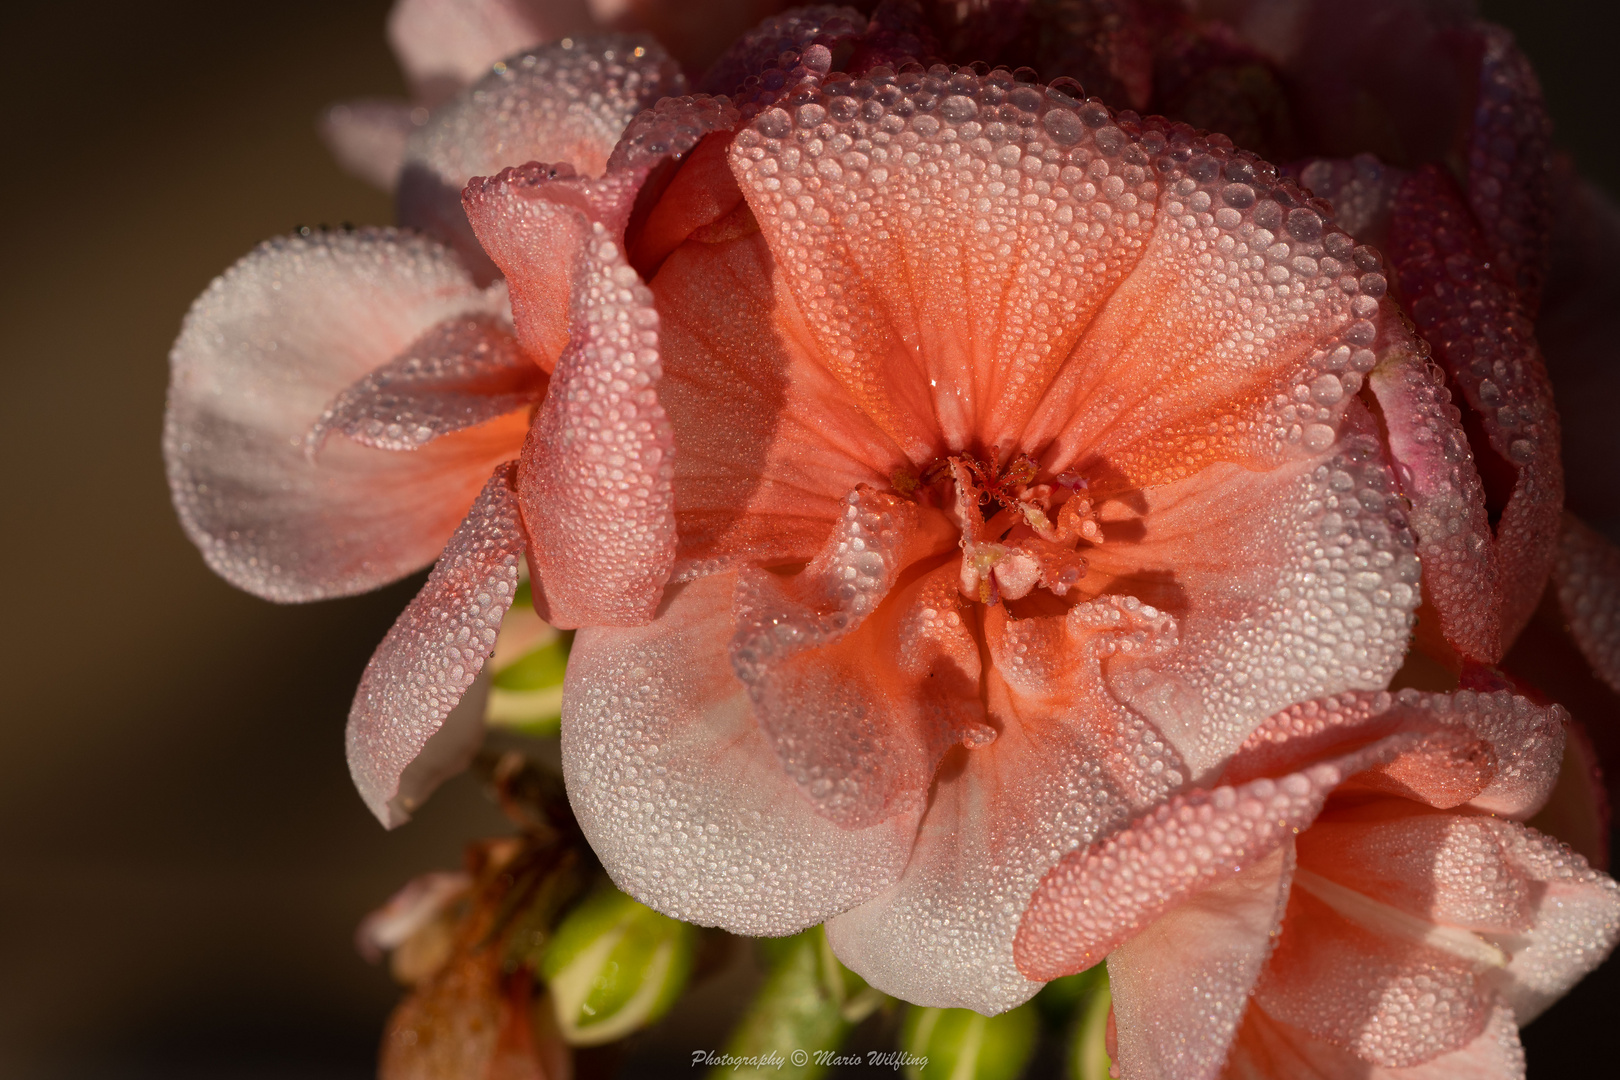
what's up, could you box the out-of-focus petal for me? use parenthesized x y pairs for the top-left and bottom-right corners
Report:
(165, 228), (524, 602)
(320, 99), (423, 191)
(308, 310), (545, 452)
(1540, 170), (1620, 536)
(1226, 995), (1526, 1080)
(732, 490), (972, 827)
(827, 595), (1190, 1014)
(400, 35), (685, 269)
(347, 464), (526, 826)
(697, 6), (865, 102)
(1556, 514), (1620, 697)
(1107, 846), (1295, 1080)
(561, 571), (921, 935)
(1385, 164), (1563, 652)
(387, 0), (594, 105)
(610, 0), (819, 78)
(357, 870), (473, 962)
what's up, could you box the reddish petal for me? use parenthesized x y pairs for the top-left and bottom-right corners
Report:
(732, 489), (972, 827)
(320, 98), (421, 191)
(1364, 339), (1501, 664)
(387, 0), (593, 105)
(1385, 164), (1564, 652)
(1107, 846), (1295, 1080)
(1555, 514), (1620, 697)
(165, 229), (525, 602)
(697, 6), (866, 106)
(346, 464), (526, 827)
(307, 310), (545, 452)
(560, 571), (920, 935)
(825, 595), (1191, 1013)
(400, 35), (685, 269)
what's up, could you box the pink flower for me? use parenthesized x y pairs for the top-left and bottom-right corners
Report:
(1016, 689), (1620, 1078)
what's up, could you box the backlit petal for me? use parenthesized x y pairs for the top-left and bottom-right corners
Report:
(387, 0), (593, 104)
(1555, 514), (1620, 696)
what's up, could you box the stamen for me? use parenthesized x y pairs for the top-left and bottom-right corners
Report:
(1292, 867), (1508, 969)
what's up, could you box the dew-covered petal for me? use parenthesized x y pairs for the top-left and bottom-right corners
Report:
(1385, 164), (1563, 651)
(826, 595), (1191, 1014)
(165, 228), (524, 602)
(346, 464), (525, 827)
(560, 570), (920, 935)
(1365, 340), (1501, 665)
(387, 0), (593, 105)
(1226, 996), (1526, 1080)
(1079, 411), (1419, 778)
(1555, 514), (1620, 697)
(1107, 845), (1295, 1080)
(697, 5), (866, 107)
(732, 490), (972, 827)
(400, 34), (685, 267)
(320, 98), (422, 191)
(308, 311), (545, 452)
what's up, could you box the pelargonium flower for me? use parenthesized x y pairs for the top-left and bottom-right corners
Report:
(1017, 688), (1620, 1078)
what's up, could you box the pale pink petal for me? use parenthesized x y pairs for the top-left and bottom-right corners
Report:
(560, 571), (920, 935)
(356, 870), (472, 961)
(346, 464), (526, 826)
(1225, 997), (1526, 1080)
(1108, 845), (1295, 1080)
(1487, 821), (1620, 1023)
(1363, 329), (1501, 665)
(1385, 165), (1563, 651)
(165, 228), (524, 602)
(399, 34), (685, 269)
(320, 98), (423, 191)
(1555, 514), (1620, 697)
(1295, 154), (1403, 244)
(826, 595), (1193, 1013)
(307, 309), (545, 452)
(732, 490), (973, 827)
(387, 0), (594, 105)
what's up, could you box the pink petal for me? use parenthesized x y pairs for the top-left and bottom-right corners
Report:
(697, 6), (866, 105)
(307, 310), (545, 452)
(825, 595), (1193, 1013)
(319, 98), (422, 191)
(560, 570), (920, 935)
(1555, 514), (1620, 697)
(1106, 845), (1295, 1080)
(356, 870), (472, 961)
(346, 464), (526, 826)
(387, 0), (593, 105)
(732, 491), (974, 827)
(1385, 164), (1564, 652)
(1488, 820), (1620, 1023)
(400, 35), (685, 269)
(165, 228), (525, 602)
(1364, 340), (1501, 664)
(1228, 996), (1526, 1080)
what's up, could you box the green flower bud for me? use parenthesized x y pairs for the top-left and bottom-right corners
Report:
(540, 886), (696, 1046)
(485, 581), (572, 737)
(900, 1001), (1038, 1080)
(1067, 967), (1114, 1080)
(712, 926), (887, 1079)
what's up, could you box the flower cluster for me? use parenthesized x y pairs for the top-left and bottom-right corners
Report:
(165, 1), (1620, 1076)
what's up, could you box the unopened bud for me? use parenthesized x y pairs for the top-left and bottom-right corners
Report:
(485, 580), (572, 736)
(899, 1001), (1037, 1080)
(541, 886), (696, 1046)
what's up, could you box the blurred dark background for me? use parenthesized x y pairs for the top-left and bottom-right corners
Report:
(0, 1), (1616, 1076)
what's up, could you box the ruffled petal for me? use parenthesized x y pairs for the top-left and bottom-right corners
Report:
(1385, 164), (1563, 652)
(320, 98), (422, 191)
(165, 228), (524, 602)
(1555, 514), (1620, 697)
(346, 464), (526, 826)
(826, 595), (1191, 1014)
(731, 489), (972, 827)
(560, 571), (920, 935)
(387, 0), (593, 105)
(400, 34), (685, 268)
(1108, 845), (1295, 1080)
(307, 309), (545, 452)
